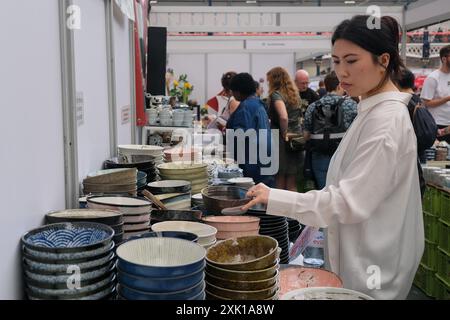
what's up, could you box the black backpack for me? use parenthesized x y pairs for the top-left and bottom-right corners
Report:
(308, 97), (347, 156)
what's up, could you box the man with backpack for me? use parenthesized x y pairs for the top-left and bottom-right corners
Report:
(303, 71), (358, 189)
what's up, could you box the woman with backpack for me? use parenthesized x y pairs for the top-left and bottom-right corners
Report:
(266, 67), (302, 191)
(243, 15), (424, 300)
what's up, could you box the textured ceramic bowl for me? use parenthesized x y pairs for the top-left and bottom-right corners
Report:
(45, 209), (123, 225)
(157, 162), (207, 175)
(151, 221), (217, 244)
(116, 237), (206, 277)
(205, 260), (279, 281)
(123, 221), (150, 232)
(87, 196), (152, 215)
(84, 168), (137, 184)
(206, 270), (278, 291)
(201, 186), (251, 215)
(127, 231), (198, 243)
(123, 213), (150, 224)
(118, 280), (205, 300)
(205, 280), (279, 300)
(202, 216), (260, 232)
(215, 229), (260, 240)
(281, 287), (374, 300)
(146, 180), (191, 195)
(22, 222), (114, 253)
(206, 235), (280, 271)
(150, 209), (202, 223)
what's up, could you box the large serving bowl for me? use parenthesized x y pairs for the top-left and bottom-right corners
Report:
(281, 287), (374, 300)
(116, 237), (206, 277)
(118, 281), (205, 300)
(279, 265), (343, 296)
(201, 186), (251, 215)
(206, 235), (279, 271)
(205, 281), (279, 300)
(21, 222), (114, 253)
(45, 209), (123, 225)
(150, 209), (202, 223)
(151, 221), (217, 245)
(205, 260), (279, 281)
(86, 196), (152, 215)
(206, 270), (278, 291)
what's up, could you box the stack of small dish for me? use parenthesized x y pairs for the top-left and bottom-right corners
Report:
(157, 162), (208, 194)
(104, 155), (158, 184)
(118, 145), (164, 166)
(86, 196), (152, 242)
(116, 238), (206, 300)
(151, 221), (217, 249)
(147, 180), (192, 210)
(227, 177), (255, 189)
(21, 222), (116, 300)
(205, 235), (280, 300)
(45, 209), (124, 247)
(82, 168), (137, 196)
(163, 147), (202, 163)
(202, 216), (260, 240)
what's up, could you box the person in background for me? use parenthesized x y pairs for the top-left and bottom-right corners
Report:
(226, 73), (275, 187)
(294, 69), (320, 114)
(303, 71), (358, 189)
(242, 15), (423, 300)
(317, 80), (327, 98)
(421, 45), (450, 144)
(395, 67), (437, 198)
(255, 81), (264, 98)
(266, 67), (302, 191)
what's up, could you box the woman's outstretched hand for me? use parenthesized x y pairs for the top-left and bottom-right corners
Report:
(241, 183), (270, 211)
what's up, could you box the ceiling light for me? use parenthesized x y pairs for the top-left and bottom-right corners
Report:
(246, 0), (257, 3)
(150, 0), (158, 4)
(344, 1), (356, 4)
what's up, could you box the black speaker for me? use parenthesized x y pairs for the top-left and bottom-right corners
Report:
(146, 27), (167, 96)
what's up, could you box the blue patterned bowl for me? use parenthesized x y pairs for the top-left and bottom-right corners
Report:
(118, 280), (205, 300)
(22, 222), (114, 253)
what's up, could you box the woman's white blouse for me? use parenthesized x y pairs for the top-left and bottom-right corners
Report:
(267, 92), (424, 300)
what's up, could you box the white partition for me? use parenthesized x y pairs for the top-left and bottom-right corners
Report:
(206, 53), (250, 101)
(113, 3), (132, 146)
(250, 53), (295, 98)
(167, 53), (206, 104)
(0, 0), (65, 299)
(74, 0), (111, 180)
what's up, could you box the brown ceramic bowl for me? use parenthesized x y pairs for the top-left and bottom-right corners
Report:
(206, 289), (279, 300)
(202, 216), (260, 232)
(205, 260), (279, 281)
(215, 229), (259, 240)
(206, 270), (279, 291)
(205, 235), (280, 271)
(205, 281), (279, 300)
(201, 186), (251, 215)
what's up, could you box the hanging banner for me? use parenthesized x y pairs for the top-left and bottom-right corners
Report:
(114, 0), (135, 21)
(134, 0), (147, 126)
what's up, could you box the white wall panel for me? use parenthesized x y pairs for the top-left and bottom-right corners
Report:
(74, 0), (111, 180)
(0, 0), (65, 299)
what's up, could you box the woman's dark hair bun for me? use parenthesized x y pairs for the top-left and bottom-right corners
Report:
(381, 16), (400, 46)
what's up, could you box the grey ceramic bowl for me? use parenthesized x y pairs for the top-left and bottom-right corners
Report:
(45, 209), (123, 225)
(205, 280), (279, 300)
(205, 260), (279, 281)
(205, 270), (279, 291)
(201, 186), (251, 215)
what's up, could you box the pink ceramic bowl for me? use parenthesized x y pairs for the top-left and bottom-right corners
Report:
(216, 229), (260, 240)
(202, 216), (260, 232)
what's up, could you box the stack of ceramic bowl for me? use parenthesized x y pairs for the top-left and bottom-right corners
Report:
(136, 171), (147, 192)
(118, 145), (164, 166)
(146, 108), (158, 125)
(157, 162), (208, 194)
(278, 265), (343, 297)
(228, 177), (255, 190)
(104, 155), (158, 184)
(202, 216), (260, 240)
(82, 168), (137, 196)
(172, 109), (185, 126)
(45, 209), (124, 247)
(205, 235), (280, 300)
(159, 108), (172, 126)
(425, 149), (436, 161)
(247, 211), (289, 264)
(217, 168), (243, 180)
(149, 209), (202, 225)
(191, 193), (204, 208)
(116, 237), (206, 300)
(147, 180), (192, 210)
(281, 287), (374, 300)
(126, 231), (199, 243)
(201, 186), (251, 215)
(163, 147), (202, 163)
(151, 221), (217, 249)
(86, 196), (152, 242)
(287, 218), (302, 243)
(21, 222), (116, 300)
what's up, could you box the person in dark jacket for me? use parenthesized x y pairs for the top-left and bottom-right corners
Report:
(226, 73), (275, 187)
(295, 69), (320, 114)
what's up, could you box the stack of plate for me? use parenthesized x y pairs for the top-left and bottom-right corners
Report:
(163, 147), (202, 163)
(118, 145), (164, 166)
(104, 155), (158, 184)
(82, 168), (137, 196)
(146, 180), (192, 210)
(202, 216), (260, 240)
(136, 171), (147, 192)
(21, 222), (116, 300)
(191, 193), (204, 207)
(151, 221), (217, 249)
(247, 211), (289, 264)
(425, 148), (436, 161)
(116, 238), (206, 300)
(45, 209), (124, 247)
(157, 162), (208, 194)
(228, 177), (255, 189)
(287, 218), (302, 244)
(205, 236), (280, 300)
(86, 196), (152, 242)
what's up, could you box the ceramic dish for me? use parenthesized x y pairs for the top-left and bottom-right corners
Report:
(202, 216), (260, 232)
(84, 168), (137, 184)
(205, 270), (278, 291)
(205, 281), (279, 300)
(123, 213), (150, 224)
(151, 221), (217, 244)
(146, 180), (191, 194)
(123, 221), (151, 232)
(150, 209), (202, 223)
(45, 209), (123, 225)
(86, 196), (152, 215)
(281, 287), (374, 300)
(201, 186), (251, 215)
(118, 280), (205, 300)
(126, 231), (198, 243)
(205, 260), (279, 281)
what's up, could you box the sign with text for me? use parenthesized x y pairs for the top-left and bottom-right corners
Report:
(121, 105), (131, 125)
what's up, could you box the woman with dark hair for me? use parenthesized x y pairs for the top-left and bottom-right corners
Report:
(226, 73), (275, 187)
(242, 15), (423, 299)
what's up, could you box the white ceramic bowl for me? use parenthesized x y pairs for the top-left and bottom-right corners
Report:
(87, 196), (152, 215)
(151, 221), (217, 244)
